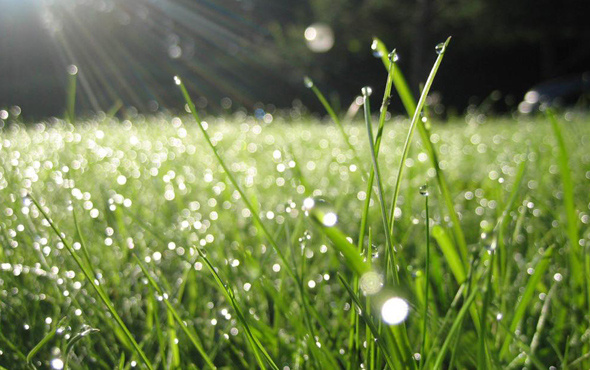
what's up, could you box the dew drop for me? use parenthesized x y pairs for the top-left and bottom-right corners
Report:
(359, 271), (383, 295)
(361, 86), (372, 97)
(388, 50), (399, 62)
(381, 297), (409, 325)
(50, 358), (64, 370)
(303, 76), (314, 89)
(67, 65), (78, 76)
(435, 42), (445, 55)
(302, 198), (339, 227)
(370, 40), (383, 58)
(419, 185), (429, 197)
(174, 76), (182, 85)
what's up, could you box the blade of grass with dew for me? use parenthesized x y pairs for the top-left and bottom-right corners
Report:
(26, 317), (67, 365)
(178, 77), (341, 366)
(419, 187), (430, 370)
(387, 37), (451, 245)
(306, 212), (372, 276)
(499, 245), (555, 358)
(362, 85), (398, 284)
(132, 254), (216, 369)
(28, 195), (154, 370)
(357, 50), (396, 253)
(304, 76), (360, 163)
(352, 54), (397, 369)
(64, 325), (100, 369)
(198, 250), (280, 370)
(371, 39), (415, 117)
(526, 283), (556, 367)
(66, 66), (77, 124)
(175, 77), (298, 283)
(374, 37), (468, 264)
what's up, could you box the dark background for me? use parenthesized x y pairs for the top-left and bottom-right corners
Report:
(1, 0), (589, 119)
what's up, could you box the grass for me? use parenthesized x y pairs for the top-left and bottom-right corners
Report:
(1, 44), (590, 369)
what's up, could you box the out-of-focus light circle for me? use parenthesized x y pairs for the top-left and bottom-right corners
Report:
(359, 271), (383, 295)
(67, 65), (78, 76)
(381, 297), (409, 325)
(304, 23), (334, 53)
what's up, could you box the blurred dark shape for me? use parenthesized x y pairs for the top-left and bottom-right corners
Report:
(0, 0), (589, 119)
(518, 73), (590, 113)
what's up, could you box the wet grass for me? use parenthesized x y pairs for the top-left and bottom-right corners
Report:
(1, 41), (590, 369)
(1, 108), (589, 369)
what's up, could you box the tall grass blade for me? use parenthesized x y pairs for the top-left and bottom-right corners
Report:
(375, 37), (468, 265)
(198, 251), (280, 370)
(66, 66), (77, 124)
(304, 76), (360, 161)
(356, 51), (396, 251)
(175, 77), (297, 282)
(387, 37), (454, 246)
(362, 86), (398, 283)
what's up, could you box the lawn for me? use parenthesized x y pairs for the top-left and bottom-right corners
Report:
(1, 108), (589, 369)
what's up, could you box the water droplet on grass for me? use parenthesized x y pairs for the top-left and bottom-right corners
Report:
(370, 40), (383, 58)
(303, 76), (314, 88)
(435, 42), (445, 55)
(302, 197), (338, 227)
(359, 271), (383, 295)
(388, 50), (399, 62)
(174, 76), (181, 85)
(419, 185), (429, 196)
(381, 297), (409, 325)
(50, 358), (64, 370)
(361, 86), (372, 97)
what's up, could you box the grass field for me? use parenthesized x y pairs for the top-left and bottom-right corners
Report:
(1, 108), (590, 369)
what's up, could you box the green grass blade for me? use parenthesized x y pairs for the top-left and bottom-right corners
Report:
(304, 76), (360, 161)
(362, 86), (398, 283)
(375, 37), (468, 265)
(387, 37), (451, 240)
(432, 225), (466, 284)
(64, 325), (100, 369)
(432, 285), (478, 369)
(28, 195), (154, 370)
(306, 210), (371, 276)
(133, 254), (216, 369)
(175, 77), (297, 283)
(499, 245), (555, 358)
(118, 353), (125, 370)
(419, 189), (430, 370)
(66, 66), (77, 124)
(198, 250), (279, 370)
(338, 274), (400, 369)
(26, 317), (67, 364)
(371, 38), (416, 115)
(357, 50), (396, 254)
